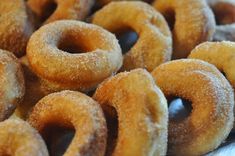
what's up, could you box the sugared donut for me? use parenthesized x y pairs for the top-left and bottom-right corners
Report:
(153, 0), (215, 59)
(93, 69), (168, 156)
(27, 0), (94, 25)
(207, 0), (235, 41)
(0, 49), (25, 121)
(14, 56), (46, 120)
(27, 20), (122, 93)
(28, 90), (107, 156)
(207, 0), (235, 25)
(92, 1), (172, 72)
(0, 119), (48, 156)
(151, 59), (234, 156)
(189, 41), (235, 91)
(0, 0), (34, 57)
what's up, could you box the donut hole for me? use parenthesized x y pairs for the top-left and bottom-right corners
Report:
(115, 28), (138, 54)
(41, 1), (57, 22)
(58, 34), (92, 54)
(102, 105), (118, 155)
(41, 124), (75, 156)
(162, 9), (176, 31)
(168, 96), (192, 122)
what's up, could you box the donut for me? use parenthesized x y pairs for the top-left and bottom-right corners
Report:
(207, 0), (235, 25)
(0, 119), (48, 156)
(27, 20), (122, 93)
(189, 41), (235, 92)
(0, 49), (25, 121)
(14, 56), (46, 120)
(28, 90), (107, 156)
(151, 59), (234, 155)
(0, 0), (34, 57)
(206, 0), (235, 41)
(27, 0), (94, 25)
(153, 0), (216, 59)
(92, 1), (172, 72)
(93, 69), (168, 156)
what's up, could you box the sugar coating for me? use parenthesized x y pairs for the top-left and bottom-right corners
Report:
(93, 69), (168, 156)
(92, 1), (172, 72)
(153, 0), (216, 59)
(27, 20), (122, 93)
(0, 119), (48, 156)
(0, 0), (34, 57)
(28, 90), (107, 156)
(151, 59), (234, 156)
(0, 49), (25, 121)
(27, 0), (95, 25)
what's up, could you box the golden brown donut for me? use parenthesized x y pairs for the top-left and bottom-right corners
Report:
(207, 0), (235, 25)
(92, 1), (172, 72)
(189, 41), (235, 93)
(14, 56), (46, 120)
(151, 59), (234, 156)
(0, 119), (48, 156)
(207, 0), (235, 41)
(93, 69), (168, 156)
(28, 90), (107, 156)
(0, 49), (25, 121)
(27, 20), (122, 93)
(27, 0), (94, 25)
(0, 0), (34, 57)
(153, 0), (215, 59)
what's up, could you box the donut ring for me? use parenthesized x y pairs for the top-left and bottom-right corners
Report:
(151, 59), (234, 155)
(0, 0), (34, 57)
(27, 20), (122, 92)
(14, 56), (46, 120)
(28, 90), (107, 156)
(153, 0), (215, 59)
(92, 1), (172, 72)
(189, 41), (235, 93)
(0, 49), (25, 121)
(0, 119), (48, 156)
(206, 0), (235, 41)
(27, 0), (94, 25)
(93, 69), (168, 156)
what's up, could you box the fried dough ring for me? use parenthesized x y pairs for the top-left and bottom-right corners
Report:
(0, 119), (48, 156)
(0, 49), (25, 121)
(0, 0), (34, 57)
(153, 0), (215, 59)
(28, 90), (107, 156)
(189, 41), (235, 93)
(14, 56), (46, 120)
(27, 0), (94, 25)
(27, 20), (122, 92)
(92, 1), (172, 72)
(93, 69), (168, 156)
(207, 0), (235, 41)
(151, 59), (234, 155)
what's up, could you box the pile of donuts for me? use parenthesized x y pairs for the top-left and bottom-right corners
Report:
(1, 0), (235, 155)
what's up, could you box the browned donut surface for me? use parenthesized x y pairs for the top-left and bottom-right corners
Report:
(0, 0), (34, 57)
(27, 20), (122, 93)
(152, 59), (234, 156)
(28, 90), (107, 156)
(27, 0), (94, 25)
(93, 1), (172, 72)
(93, 69), (168, 156)
(153, 0), (215, 59)
(0, 119), (48, 156)
(0, 49), (25, 121)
